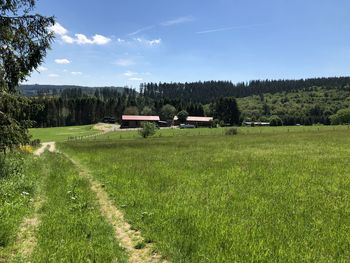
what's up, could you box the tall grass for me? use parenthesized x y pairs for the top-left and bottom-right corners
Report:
(31, 153), (128, 262)
(0, 153), (39, 260)
(61, 128), (350, 262)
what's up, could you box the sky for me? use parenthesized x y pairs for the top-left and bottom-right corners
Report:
(26, 0), (350, 88)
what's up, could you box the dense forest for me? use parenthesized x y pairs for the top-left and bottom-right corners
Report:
(237, 86), (350, 125)
(23, 77), (350, 127)
(141, 77), (350, 103)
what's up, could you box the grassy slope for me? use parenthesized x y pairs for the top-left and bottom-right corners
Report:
(237, 87), (350, 120)
(29, 125), (99, 142)
(61, 127), (350, 262)
(31, 153), (127, 262)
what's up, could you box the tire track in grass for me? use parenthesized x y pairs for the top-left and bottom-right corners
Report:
(63, 153), (168, 263)
(8, 143), (54, 262)
(10, 197), (43, 262)
(8, 157), (48, 263)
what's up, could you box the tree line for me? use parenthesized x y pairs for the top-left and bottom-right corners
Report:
(23, 77), (350, 128)
(141, 77), (350, 103)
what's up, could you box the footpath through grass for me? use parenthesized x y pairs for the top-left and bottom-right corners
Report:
(0, 154), (39, 261)
(61, 128), (350, 262)
(0, 152), (128, 262)
(31, 153), (127, 262)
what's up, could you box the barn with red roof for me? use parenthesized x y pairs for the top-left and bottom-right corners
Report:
(121, 115), (160, 128)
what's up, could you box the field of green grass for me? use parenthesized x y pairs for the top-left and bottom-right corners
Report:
(0, 153), (127, 262)
(0, 153), (39, 261)
(59, 126), (350, 262)
(31, 153), (127, 262)
(79, 124), (350, 142)
(4, 126), (350, 262)
(29, 124), (100, 142)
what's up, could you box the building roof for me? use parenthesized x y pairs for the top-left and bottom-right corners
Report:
(174, 116), (213, 122)
(243, 121), (270, 125)
(122, 115), (160, 121)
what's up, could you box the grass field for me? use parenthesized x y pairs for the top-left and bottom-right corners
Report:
(29, 124), (100, 142)
(0, 153), (127, 262)
(0, 153), (39, 261)
(80, 125), (350, 141)
(59, 127), (350, 262)
(4, 125), (350, 262)
(31, 153), (127, 262)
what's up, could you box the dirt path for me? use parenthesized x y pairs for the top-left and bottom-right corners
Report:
(34, 142), (56, 156)
(32, 142), (166, 262)
(10, 197), (43, 262)
(64, 154), (167, 263)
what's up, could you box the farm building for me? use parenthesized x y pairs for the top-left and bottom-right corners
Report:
(242, 121), (270, 127)
(174, 116), (213, 127)
(121, 115), (160, 128)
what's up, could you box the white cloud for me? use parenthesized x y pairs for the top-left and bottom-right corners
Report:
(92, 34), (111, 45)
(115, 59), (134, 67)
(37, 66), (48, 72)
(71, 71), (83, 75)
(73, 33), (111, 45)
(51, 21), (111, 45)
(123, 71), (137, 77)
(129, 77), (143, 81)
(128, 26), (154, 36)
(48, 73), (59, 78)
(61, 35), (75, 44)
(117, 38), (125, 43)
(196, 23), (268, 34)
(55, 59), (71, 64)
(148, 39), (161, 45)
(50, 22), (68, 36)
(134, 38), (161, 46)
(75, 34), (92, 44)
(161, 16), (194, 26)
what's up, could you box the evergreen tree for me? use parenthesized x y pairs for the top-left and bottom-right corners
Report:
(0, 0), (54, 152)
(214, 97), (240, 126)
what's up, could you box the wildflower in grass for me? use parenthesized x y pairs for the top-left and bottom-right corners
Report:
(19, 145), (34, 154)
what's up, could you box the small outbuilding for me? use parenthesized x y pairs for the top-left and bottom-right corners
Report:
(242, 121), (270, 127)
(121, 115), (160, 128)
(173, 116), (213, 127)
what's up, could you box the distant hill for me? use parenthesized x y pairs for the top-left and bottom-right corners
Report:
(20, 84), (127, 96)
(141, 77), (350, 103)
(237, 85), (350, 125)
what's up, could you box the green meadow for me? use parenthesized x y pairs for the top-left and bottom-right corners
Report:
(0, 153), (127, 262)
(3, 125), (350, 262)
(29, 124), (100, 142)
(59, 127), (350, 262)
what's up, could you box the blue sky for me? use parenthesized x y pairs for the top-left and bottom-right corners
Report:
(26, 0), (350, 88)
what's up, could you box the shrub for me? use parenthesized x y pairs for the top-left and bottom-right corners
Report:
(211, 119), (220, 128)
(269, 115), (283, 126)
(0, 153), (24, 179)
(139, 122), (157, 138)
(330, 108), (350, 125)
(30, 139), (41, 147)
(160, 104), (177, 120)
(225, 127), (238, 135)
(177, 110), (189, 124)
